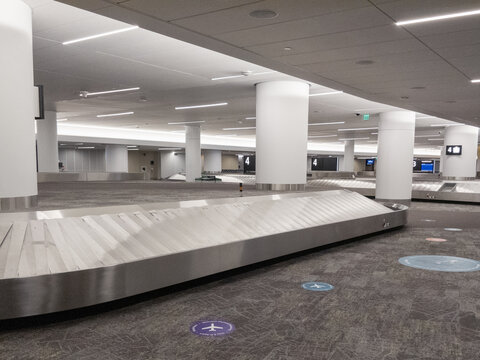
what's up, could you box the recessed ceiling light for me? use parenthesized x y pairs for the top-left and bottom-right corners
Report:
(223, 127), (256, 131)
(309, 91), (343, 97)
(284, 47), (292, 51)
(56, 118), (68, 122)
(96, 112), (134, 118)
(128, 148), (139, 151)
(371, 132), (378, 135)
(430, 124), (448, 127)
(338, 127), (378, 131)
(63, 26), (139, 45)
(82, 87), (140, 97)
(355, 60), (374, 65)
(245, 117), (256, 120)
(472, 79), (480, 83)
(339, 137), (370, 141)
(211, 75), (245, 81)
(396, 9), (480, 26)
(249, 9), (278, 19)
(77, 146), (95, 149)
(175, 102), (228, 110)
(127, 145), (138, 148)
(416, 134), (441, 138)
(428, 138), (444, 141)
(309, 121), (345, 126)
(167, 121), (205, 125)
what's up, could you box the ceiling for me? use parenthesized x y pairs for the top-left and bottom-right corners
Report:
(26, 0), (477, 152)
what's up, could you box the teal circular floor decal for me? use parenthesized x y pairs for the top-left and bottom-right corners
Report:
(399, 255), (480, 272)
(302, 282), (334, 291)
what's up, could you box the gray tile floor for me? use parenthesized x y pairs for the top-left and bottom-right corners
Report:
(1, 181), (479, 359)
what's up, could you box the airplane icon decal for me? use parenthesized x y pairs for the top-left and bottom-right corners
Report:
(190, 320), (235, 337)
(302, 282), (334, 292)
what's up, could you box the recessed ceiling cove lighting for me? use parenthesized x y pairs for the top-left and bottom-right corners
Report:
(56, 118), (68, 122)
(309, 91), (343, 97)
(396, 9), (480, 26)
(167, 121), (205, 125)
(472, 79), (480, 83)
(62, 26), (139, 45)
(175, 102), (228, 110)
(415, 134), (441, 138)
(211, 75), (245, 81)
(77, 146), (95, 149)
(223, 127), (256, 131)
(83, 87), (140, 97)
(428, 138), (444, 141)
(96, 112), (134, 118)
(127, 145), (138, 148)
(309, 121), (345, 126)
(245, 117), (256, 120)
(249, 9), (278, 19)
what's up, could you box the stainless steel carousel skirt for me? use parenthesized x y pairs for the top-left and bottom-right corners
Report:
(0, 190), (407, 320)
(0, 195), (38, 212)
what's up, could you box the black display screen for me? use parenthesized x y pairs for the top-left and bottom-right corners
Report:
(243, 155), (256, 172)
(413, 159), (434, 173)
(446, 145), (462, 155)
(312, 157), (337, 171)
(366, 159), (374, 166)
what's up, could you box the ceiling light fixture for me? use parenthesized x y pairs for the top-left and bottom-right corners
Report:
(83, 87), (140, 97)
(415, 134), (441, 138)
(339, 137), (370, 141)
(338, 127), (378, 131)
(158, 148), (182, 151)
(127, 145), (138, 148)
(428, 138), (444, 141)
(245, 117), (256, 120)
(309, 91), (343, 97)
(396, 9), (480, 26)
(63, 26), (139, 45)
(128, 148), (139, 151)
(309, 121), (345, 126)
(56, 118), (68, 122)
(175, 102), (228, 110)
(211, 75), (245, 81)
(77, 146), (95, 149)
(96, 112), (134, 118)
(167, 120), (205, 125)
(308, 134), (338, 138)
(429, 124), (449, 127)
(223, 126), (256, 131)
(471, 79), (480, 83)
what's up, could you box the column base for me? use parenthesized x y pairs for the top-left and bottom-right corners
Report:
(0, 195), (38, 212)
(256, 183), (305, 191)
(375, 198), (411, 206)
(442, 176), (476, 181)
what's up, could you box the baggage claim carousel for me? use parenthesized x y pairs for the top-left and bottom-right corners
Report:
(0, 190), (407, 320)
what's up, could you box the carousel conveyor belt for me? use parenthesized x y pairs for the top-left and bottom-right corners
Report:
(0, 190), (407, 320)
(307, 179), (480, 203)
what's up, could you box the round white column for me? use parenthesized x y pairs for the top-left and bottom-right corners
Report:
(203, 149), (222, 173)
(185, 125), (201, 182)
(376, 111), (415, 203)
(343, 140), (355, 172)
(256, 81), (309, 190)
(36, 111), (59, 172)
(442, 125), (478, 180)
(105, 145), (128, 172)
(0, 0), (37, 211)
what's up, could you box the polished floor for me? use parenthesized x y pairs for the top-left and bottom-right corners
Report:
(1, 182), (479, 359)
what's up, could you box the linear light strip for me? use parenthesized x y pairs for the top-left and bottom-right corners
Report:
(63, 26), (139, 45)
(338, 127), (378, 131)
(245, 117), (256, 120)
(167, 121), (205, 125)
(86, 87), (140, 96)
(309, 121), (345, 126)
(428, 138), (444, 141)
(56, 118), (68, 122)
(211, 75), (245, 81)
(175, 102), (228, 110)
(96, 112), (134, 118)
(471, 79), (480, 83)
(309, 91), (343, 97)
(396, 9), (480, 26)
(308, 134), (337, 138)
(223, 127), (256, 131)
(415, 134), (441, 138)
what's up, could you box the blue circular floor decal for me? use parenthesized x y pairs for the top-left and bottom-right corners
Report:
(302, 282), (334, 291)
(190, 321), (235, 337)
(399, 255), (480, 272)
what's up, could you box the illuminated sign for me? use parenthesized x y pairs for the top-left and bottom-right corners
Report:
(446, 145), (462, 155)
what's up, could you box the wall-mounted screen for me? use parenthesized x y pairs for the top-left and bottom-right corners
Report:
(446, 145), (462, 155)
(420, 161), (434, 173)
(366, 159), (374, 166)
(312, 157), (337, 171)
(413, 159), (434, 173)
(34, 85), (44, 120)
(243, 155), (256, 172)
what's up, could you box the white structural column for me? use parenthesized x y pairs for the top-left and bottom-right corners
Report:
(376, 111), (415, 203)
(105, 145), (128, 172)
(256, 81), (309, 190)
(442, 125), (479, 179)
(343, 140), (355, 172)
(36, 111), (59, 172)
(203, 150), (222, 173)
(185, 125), (201, 182)
(0, 0), (37, 211)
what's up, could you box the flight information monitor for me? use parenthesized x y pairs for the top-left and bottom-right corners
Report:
(312, 157), (337, 171)
(366, 159), (374, 166)
(420, 161), (434, 173)
(446, 145), (462, 155)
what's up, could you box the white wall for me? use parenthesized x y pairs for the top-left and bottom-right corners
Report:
(59, 148), (106, 172)
(160, 151), (185, 178)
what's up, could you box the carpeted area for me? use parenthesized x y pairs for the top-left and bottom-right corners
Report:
(0, 185), (479, 359)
